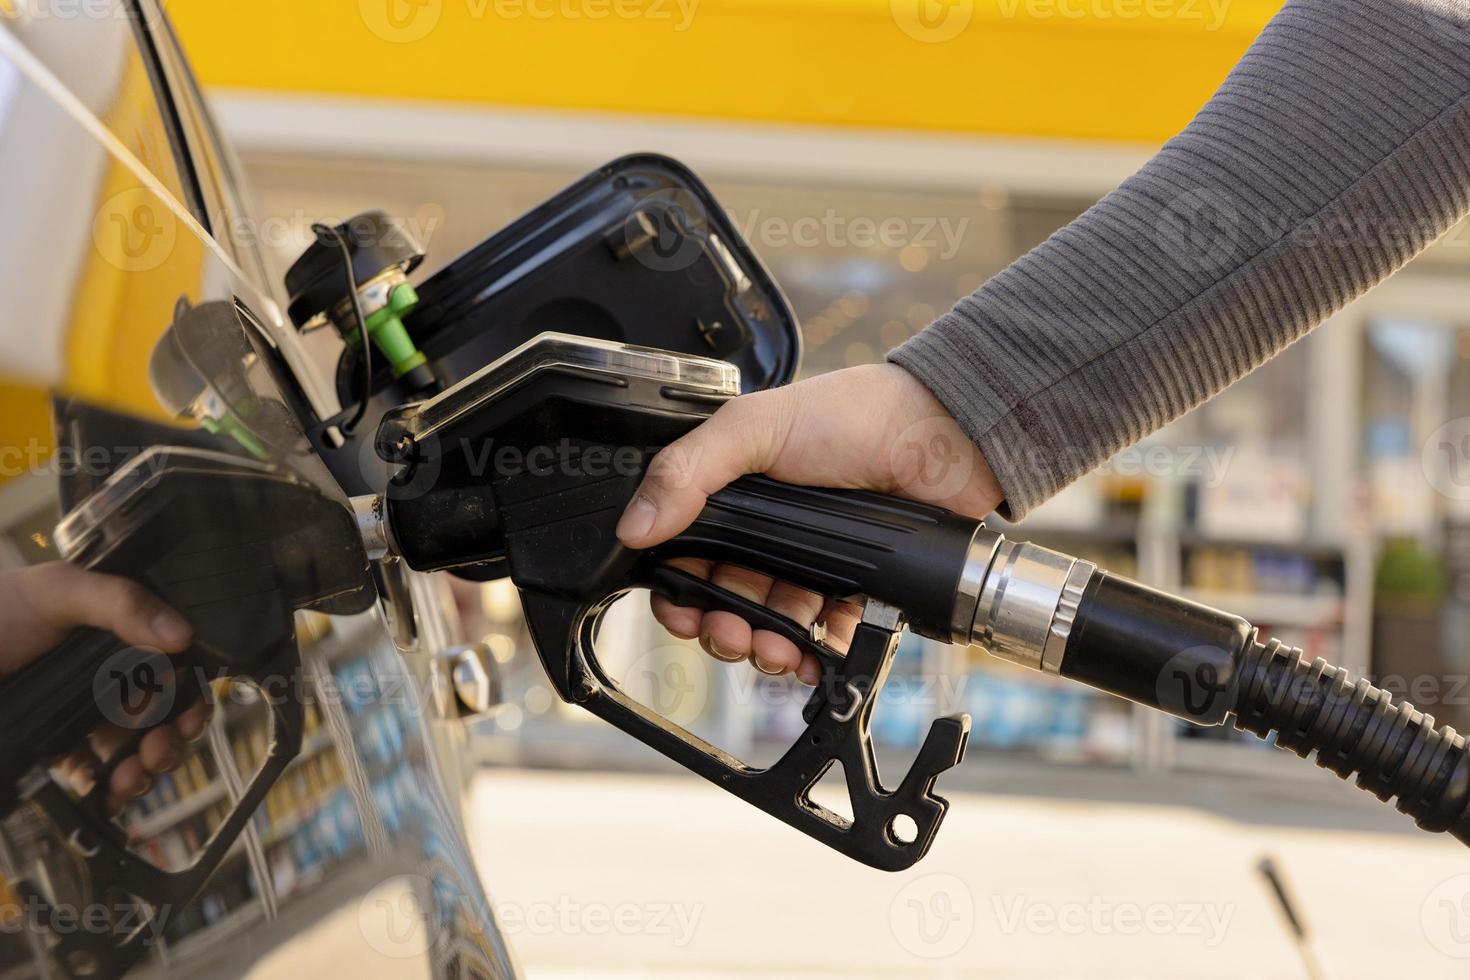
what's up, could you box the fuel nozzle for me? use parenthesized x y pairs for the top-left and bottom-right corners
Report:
(285, 210), (436, 392)
(347, 331), (1470, 860)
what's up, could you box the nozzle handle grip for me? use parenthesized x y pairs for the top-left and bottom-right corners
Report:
(0, 628), (184, 798)
(658, 476), (981, 641)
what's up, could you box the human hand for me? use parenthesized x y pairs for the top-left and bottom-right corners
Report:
(616, 363), (1002, 684)
(0, 563), (214, 814)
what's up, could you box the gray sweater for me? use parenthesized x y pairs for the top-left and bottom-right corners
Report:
(890, 0), (1470, 519)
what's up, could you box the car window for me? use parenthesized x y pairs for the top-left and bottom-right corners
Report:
(2, 0), (206, 227)
(143, 1), (275, 296)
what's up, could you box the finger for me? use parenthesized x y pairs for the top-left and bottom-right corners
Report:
(138, 727), (184, 775)
(649, 594), (702, 640)
(821, 599), (863, 654)
(700, 565), (774, 664)
(107, 755), (152, 804)
(795, 653), (823, 687)
(56, 748), (103, 798)
(89, 722), (131, 762)
(751, 581), (826, 676)
(174, 699), (213, 743)
(18, 564), (193, 653)
(616, 388), (794, 550)
(648, 557), (712, 639)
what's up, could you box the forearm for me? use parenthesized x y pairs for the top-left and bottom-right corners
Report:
(891, 0), (1470, 518)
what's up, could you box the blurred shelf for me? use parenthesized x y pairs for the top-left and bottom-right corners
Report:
(127, 780), (228, 840)
(1178, 530), (1348, 560)
(297, 728), (334, 762)
(1182, 590), (1345, 627)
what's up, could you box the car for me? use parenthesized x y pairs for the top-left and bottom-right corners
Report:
(0, 3), (519, 975)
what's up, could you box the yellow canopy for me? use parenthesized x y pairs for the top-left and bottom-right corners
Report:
(169, 0), (1279, 144)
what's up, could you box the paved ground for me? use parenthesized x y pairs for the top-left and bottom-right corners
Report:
(465, 764), (1470, 980)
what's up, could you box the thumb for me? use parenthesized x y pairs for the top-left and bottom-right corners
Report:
(616, 391), (789, 549)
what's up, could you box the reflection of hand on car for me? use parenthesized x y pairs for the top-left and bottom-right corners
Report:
(0, 563), (214, 814)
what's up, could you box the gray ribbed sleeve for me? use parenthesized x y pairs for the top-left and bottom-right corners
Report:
(890, 0), (1470, 519)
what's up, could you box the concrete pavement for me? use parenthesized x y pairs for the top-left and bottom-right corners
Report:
(465, 767), (1470, 979)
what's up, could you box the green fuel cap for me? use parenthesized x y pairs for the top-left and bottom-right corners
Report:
(284, 211), (434, 387)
